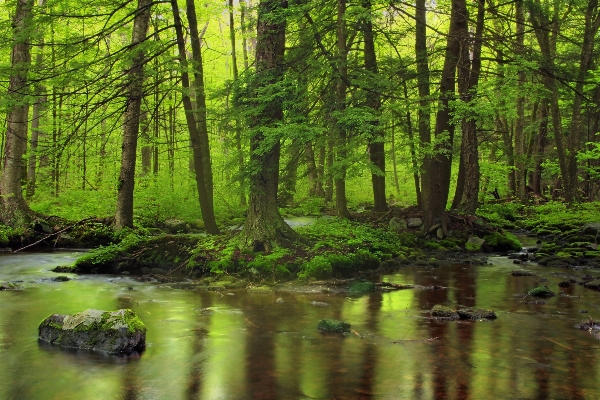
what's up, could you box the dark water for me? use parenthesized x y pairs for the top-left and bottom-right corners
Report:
(1, 252), (600, 399)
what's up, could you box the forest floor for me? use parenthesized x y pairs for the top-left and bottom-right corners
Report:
(3, 201), (600, 294)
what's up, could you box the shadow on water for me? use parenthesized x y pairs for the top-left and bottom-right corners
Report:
(3, 252), (600, 398)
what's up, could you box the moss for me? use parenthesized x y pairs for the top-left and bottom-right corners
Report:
(527, 286), (555, 297)
(317, 319), (351, 333)
(584, 251), (600, 258)
(456, 307), (497, 320)
(348, 281), (376, 295)
(430, 305), (459, 320)
(424, 241), (446, 250)
(483, 232), (522, 252)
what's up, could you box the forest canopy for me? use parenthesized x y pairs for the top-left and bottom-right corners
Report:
(0, 0), (599, 249)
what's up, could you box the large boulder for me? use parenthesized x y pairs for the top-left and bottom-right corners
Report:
(38, 309), (146, 354)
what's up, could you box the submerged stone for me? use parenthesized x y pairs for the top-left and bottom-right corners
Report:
(348, 281), (376, 295)
(38, 309), (146, 354)
(511, 270), (535, 277)
(317, 319), (351, 333)
(527, 286), (555, 298)
(583, 280), (600, 290)
(430, 305), (459, 320)
(456, 307), (497, 320)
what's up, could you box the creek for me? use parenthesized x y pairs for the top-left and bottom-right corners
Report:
(1, 250), (600, 399)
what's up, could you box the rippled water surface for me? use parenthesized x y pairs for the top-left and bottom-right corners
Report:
(1, 251), (600, 399)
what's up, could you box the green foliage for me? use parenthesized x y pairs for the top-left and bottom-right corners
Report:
(0, 225), (25, 247)
(476, 202), (524, 227)
(298, 255), (332, 279)
(75, 230), (148, 267)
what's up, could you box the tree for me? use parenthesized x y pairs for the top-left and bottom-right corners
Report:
(170, 0), (220, 234)
(239, 0), (298, 251)
(0, 0), (36, 227)
(423, 0), (468, 235)
(115, 0), (152, 229)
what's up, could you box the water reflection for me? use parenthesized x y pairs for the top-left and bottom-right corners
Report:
(3, 253), (600, 399)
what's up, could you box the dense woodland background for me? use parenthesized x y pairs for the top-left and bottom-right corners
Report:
(0, 0), (599, 250)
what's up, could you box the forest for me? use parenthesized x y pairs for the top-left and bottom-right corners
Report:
(0, 0), (599, 266)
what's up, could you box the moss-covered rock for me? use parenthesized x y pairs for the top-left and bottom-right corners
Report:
(430, 305), (459, 320)
(317, 319), (351, 333)
(456, 307), (497, 320)
(465, 236), (485, 253)
(483, 232), (522, 252)
(38, 309), (146, 354)
(527, 286), (555, 297)
(348, 281), (376, 295)
(246, 285), (273, 294)
(583, 280), (600, 290)
(0, 282), (20, 290)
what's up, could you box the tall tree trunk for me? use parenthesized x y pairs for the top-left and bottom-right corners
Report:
(415, 0), (431, 211)
(514, 0), (527, 202)
(566, 0), (600, 202)
(229, 0), (246, 207)
(362, 0), (386, 211)
(334, 0), (351, 218)
(187, 1), (217, 216)
(27, 44), (46, 198)
(239, 0), (298, 251)
(140, 110), (152, 176)
(0, 0), (35, 226)
(170, 0), (220, 234)
(403, 84), (421, 208)
(115, 0), (152, 229)
(532, 100), (548, 195)
(423, 0), (467, 235)
(452, 0), (484, 213)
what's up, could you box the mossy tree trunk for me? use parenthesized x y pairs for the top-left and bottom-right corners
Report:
(239, 0), (298, 252)
(0, 0), (35, 227)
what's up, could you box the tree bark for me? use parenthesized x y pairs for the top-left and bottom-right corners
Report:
(115, 0), (152, 229)
(514, 0), (527, 202)
(239, 0), (298, 252)
(362, 0), (386, 212)
(0, 0), (35, 226)
(452, 0), (484, 213)
(415, 0), (431, 211)
(423, 0), (467, 235)
(334, 0), (351, 219)
(170, 0), (220, 234)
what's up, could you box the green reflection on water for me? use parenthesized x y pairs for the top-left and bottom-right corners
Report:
(2, 253), (600, 399)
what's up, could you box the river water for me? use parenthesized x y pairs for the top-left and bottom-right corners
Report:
(1, 251), (600, 399)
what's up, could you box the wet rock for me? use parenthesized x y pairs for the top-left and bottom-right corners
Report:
(52, 266), (73, 273)
(456, 307), (497, 320)
(558, 281), (571, 287)
(162, 219), (190, 234)
(407, 218), (422, 228)
(247, 286), (273, 294)
(348, 281), (376, 295)
(511, 270), (535, 277)
(580, 223), (600, 236)
(52, 276), (70, 282)
(317, 319), (351, 333)
(38, 309), (146, 354)
(389, 217), (407, 231)
(527, 286), (555, 297)
(430, 305), (459, 321)
(311, 301), (329, 307)
(576, 320), (600, 339)
(465, 236), (485, 253)
(0, 282), (19, 290)
(579, 310), (588, 313)
(583, 280), (600, 290)
(276, 298), (284, 303)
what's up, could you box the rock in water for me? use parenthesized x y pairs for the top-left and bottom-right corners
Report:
(38, 309), (146, 354)
(317, 319), (351, 333)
